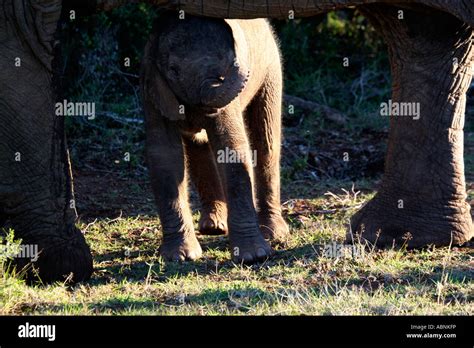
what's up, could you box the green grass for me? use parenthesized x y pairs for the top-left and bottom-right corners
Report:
(1, 184), (472, 315)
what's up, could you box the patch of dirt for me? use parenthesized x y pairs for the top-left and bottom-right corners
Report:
(74, 169), (155, 221)
(282, 124), (387, 181)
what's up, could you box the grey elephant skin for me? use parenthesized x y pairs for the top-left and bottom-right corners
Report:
(0, 0), (93, 283)
(1, 0), (472, 283)
(141, 14), (289, 263)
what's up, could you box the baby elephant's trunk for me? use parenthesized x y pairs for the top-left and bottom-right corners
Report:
(199, 61), (249, 109)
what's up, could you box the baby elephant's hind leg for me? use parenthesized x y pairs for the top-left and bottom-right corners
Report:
(247, 73), (289, 242)
(184, 135), (228, 235)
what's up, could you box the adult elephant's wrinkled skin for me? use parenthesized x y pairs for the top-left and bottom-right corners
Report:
(0, 0), (93, 283)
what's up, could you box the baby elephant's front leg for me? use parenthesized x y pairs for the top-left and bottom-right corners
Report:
(146, 119), (202, 261)
(207, 105), (273, 264)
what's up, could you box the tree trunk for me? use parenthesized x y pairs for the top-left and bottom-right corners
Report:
(349, 4), (474, 247)
(0, 0), (93, 283)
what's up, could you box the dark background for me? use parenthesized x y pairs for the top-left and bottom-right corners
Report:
(56, 5), (473, 218)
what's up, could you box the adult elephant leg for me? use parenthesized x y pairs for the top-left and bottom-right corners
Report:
(0, 0), (93, 282)
(350, 5), (474, 247)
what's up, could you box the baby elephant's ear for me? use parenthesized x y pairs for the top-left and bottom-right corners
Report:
(142, 62), (185, 121)
(223, 20), (249, 68)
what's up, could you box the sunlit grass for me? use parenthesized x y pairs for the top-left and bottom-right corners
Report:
(1, 186), (472, 316)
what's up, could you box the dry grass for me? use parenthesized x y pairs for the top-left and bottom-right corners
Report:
(1, 180), (472, 315)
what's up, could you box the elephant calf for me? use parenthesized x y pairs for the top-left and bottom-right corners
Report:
(140, 13), (289, 263)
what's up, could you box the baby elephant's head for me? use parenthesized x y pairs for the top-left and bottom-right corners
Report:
(156, 16), (250, 110)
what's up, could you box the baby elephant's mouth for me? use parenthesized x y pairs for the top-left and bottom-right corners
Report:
(203, 76), (225, 88)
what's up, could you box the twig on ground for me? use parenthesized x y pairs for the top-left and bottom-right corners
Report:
(284, 94), (347, 125)
(99, 111), (144, 125)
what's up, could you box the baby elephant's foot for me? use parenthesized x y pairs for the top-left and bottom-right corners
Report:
(259, 213), (290, 242)
(198, 202), (228, 235)
(230, 229), (273, 264)
(159, 232), (202, 262)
